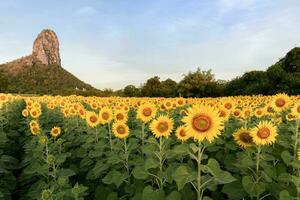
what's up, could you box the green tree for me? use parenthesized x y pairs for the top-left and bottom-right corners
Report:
(0, 69), (8, 92)
(178, 68), (222, 97)
(123, 85), (141, 97)
(159, 78), (178, 97)
(141, 76), (162, 97)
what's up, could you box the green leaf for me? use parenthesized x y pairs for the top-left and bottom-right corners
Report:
(172, 144), (189, 156)
(102, 170), (128, 187)
(242, 176), (265, 198)
(281, 151), (293, 166)
(222, 181), (246, 200)
(57, 168), (76, 177)
(144, 158), (159, 170)
(142, 186), (165, 200)
(173, 166), (195, 190)
(166, 191), (181, 200)
(132, 166), (149, 180)
(205, 159), (236, 184)
(279, 190), (292, 200)
(189, 143), (198, 153)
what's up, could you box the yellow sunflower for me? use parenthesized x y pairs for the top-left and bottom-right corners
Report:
(222, 98), (236, 112)
(99, 107), (113, 124)
(250, 121), (277, 146)
(271, 93), (291, 112)
(175, 125), (190, 142)
(298, 149), (300, 161)
(149, 115), (174, 138)
(285, 113), (296, 121)
(114, 110), (128, 122)
(51, 127), (61, 137)
(22, 109), (29, 117)
(233, 128), (254, 148)
(182, 104), (224, 142)
(85, 111), (99, 128)
(136, 103), (157, 123)
(30, 109), (41, 118)
(30, 126), (40, 135)
(29, 120), (39, 128)
(291, 103), (300, 119)
(112, 122), (129, 139)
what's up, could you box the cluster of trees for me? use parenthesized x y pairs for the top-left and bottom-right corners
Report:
(118, 47), (300, 97)
(121, 69), (225, 97)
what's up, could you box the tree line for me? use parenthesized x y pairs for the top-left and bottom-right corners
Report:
(1, 47), (300, 97)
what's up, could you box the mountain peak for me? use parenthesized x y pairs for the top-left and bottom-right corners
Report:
(0, 29), (100, 95)
(32, 29), (61, 66)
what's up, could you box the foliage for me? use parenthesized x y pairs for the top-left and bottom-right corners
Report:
(0, 93), (300, 199)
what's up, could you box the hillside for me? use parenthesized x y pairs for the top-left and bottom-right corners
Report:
(0, 29), (101, 96)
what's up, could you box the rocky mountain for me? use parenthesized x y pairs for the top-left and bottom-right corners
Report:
(0, 29), (100, 95)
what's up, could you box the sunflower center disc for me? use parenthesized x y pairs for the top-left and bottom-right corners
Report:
(224, 103), (232, 110)
(90, 116), (97, 123)
(117, 126), (126, 134)
(297, 106), (300, 113)
(193, 115), (211, 132)
(158, 122), (168, 132)
(102, 112), (109, 120)
(142, 108), (152, 117)
(257, 110), (262, 115)
(234, 111), (240, 116)
(219, 110), (226, 117)
(239, 132), (253, 143)
(257, 127), (270, 139)
(179, 130), (186, 137)
(275, 98), (285, 107)
(116, 113), (124, 120)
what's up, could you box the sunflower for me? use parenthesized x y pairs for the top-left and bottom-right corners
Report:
(175, 125), (190, 142)
(250, 121), (277, 146)
(30, 126), (40, 135)
(233, 128), (254, 148)
(114, 110), (128, 122)
(291, 102), (300, 119)
(29, 120), (39, 128)
(51, 127), (61, 137)
(30, 109), (41, 118)
(218, 108), (230, 121)
(112, 122), (129, 139)
(254, 108), (265, 118)
(22, 109), (29, 117)
(86, 111), (99, 128)
(182, 104), (224, 142)
(99, 107), (113, 124)
(222, 98), (236, 111)
(298, 149), (300, 161)
(285, 113), (296, 121)
(149, 115), (174, 138)
(271, 93), (291, 112)
(136, 103), (157, 123)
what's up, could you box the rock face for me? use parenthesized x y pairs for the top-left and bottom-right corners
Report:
(32, 29), (61, 66)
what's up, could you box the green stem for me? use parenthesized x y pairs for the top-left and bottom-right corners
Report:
(256, 145), (261, 200)
(197, 141), (204, 200)
(124, 138), (130, 184)
(108, 123), (112, 151)
(158, 137), (164, 189)
(45, 140), (49, 183)
(95, 126), (98, 143)
(294, 119), (299, 159)
(141, 123), (145, 150)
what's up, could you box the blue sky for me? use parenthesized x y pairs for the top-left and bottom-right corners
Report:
(0, 0), (300, 89)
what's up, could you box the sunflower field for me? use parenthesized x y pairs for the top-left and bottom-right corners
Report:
(0, 93), (300, 200)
